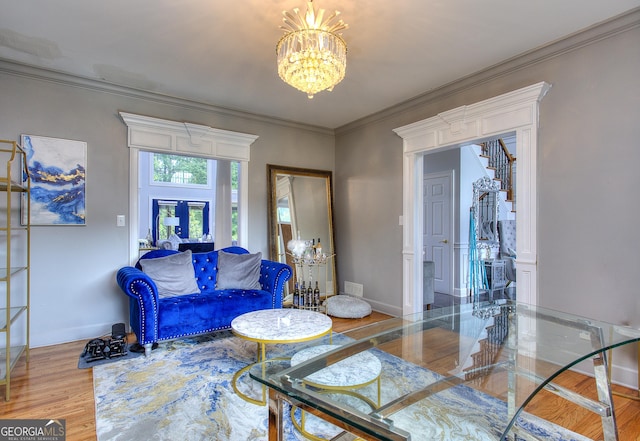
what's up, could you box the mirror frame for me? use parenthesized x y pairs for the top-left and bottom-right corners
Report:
(267, 164), (337, 296)
(472, 176), (501, 255)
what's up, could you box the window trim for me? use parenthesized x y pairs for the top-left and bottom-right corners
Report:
(120, 112), (258, 264)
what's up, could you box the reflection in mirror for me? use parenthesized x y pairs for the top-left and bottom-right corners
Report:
(267, 165), (336, 299)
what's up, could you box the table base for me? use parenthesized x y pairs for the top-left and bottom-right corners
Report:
(291, 388), (379, 441)
(234, 335), (333, 405)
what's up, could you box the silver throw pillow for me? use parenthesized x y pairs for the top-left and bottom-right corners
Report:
(140, 250), (201, 298)
(216, 250), (262, 290)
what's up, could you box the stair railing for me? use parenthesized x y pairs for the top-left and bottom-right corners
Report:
(481, 139), (516, 203)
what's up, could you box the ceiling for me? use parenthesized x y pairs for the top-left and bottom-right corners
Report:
(1, 1), (638, 129)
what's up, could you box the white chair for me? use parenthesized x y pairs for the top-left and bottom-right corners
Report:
(497, 220), (516, 283)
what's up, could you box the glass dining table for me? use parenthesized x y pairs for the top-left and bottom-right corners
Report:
(249, 300), (640, 441)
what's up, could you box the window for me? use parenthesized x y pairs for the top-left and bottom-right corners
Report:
(231, 161), (239, 244)
(277, 203), (291, 224)
(152, 153), (209, 186)
(154, 200), (177, 242)
(187, 202), (208, 239)
(152, 199), (210, 244)
(140, 151), (240, 247)
(121, 112), (256, 255)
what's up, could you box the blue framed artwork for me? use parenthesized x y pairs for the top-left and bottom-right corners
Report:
(21, 134), (87, 225)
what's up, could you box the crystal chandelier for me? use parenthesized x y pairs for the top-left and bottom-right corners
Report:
(276, 1), (348, 99)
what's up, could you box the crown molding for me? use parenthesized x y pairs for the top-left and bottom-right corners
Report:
(336, 7), (640, 135)
(0, 59), (334, 136)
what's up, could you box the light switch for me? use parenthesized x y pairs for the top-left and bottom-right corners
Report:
(116, 215), (126, 227)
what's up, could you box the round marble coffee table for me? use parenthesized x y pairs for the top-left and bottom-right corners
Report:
(231, 308), (333, 404)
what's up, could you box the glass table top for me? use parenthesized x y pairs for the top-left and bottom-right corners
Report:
(249, 300), (640, 440)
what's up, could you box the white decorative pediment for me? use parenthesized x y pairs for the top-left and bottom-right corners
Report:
(120, 112), (258, 161)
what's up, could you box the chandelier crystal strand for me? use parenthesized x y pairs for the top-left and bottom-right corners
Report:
(276, 1), (348, 99)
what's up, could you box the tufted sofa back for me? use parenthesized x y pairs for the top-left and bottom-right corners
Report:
(497, 220), (516, 258)
(136, 246), (250, 292)
(192, 251), (219, 291)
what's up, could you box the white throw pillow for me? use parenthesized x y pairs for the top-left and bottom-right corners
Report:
(140, 250), (201, 298)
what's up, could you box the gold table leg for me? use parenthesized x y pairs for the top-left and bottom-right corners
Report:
(232, 342), (270, 406)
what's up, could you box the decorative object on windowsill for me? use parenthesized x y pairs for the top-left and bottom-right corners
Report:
(167, 233), (182, 251)
(155, 215), (180, 247)
(276, 0), (348, 99)
(163, 216), (180, 232)
(143, 228), (154, 248)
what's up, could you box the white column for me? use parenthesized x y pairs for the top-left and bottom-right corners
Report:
(215, 161), (232, 249)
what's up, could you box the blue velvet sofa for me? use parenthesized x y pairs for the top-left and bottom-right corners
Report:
(116, 246), (292, 355)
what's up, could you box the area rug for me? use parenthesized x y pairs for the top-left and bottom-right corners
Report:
(93, 331), (590, 441)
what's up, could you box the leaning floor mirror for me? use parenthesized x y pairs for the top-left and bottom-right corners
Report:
(267, 165), (337, 302)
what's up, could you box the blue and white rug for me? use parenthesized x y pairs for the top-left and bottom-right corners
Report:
(93, 331), (590, 441)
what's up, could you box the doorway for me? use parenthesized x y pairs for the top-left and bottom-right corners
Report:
(395, 82), (551, 315)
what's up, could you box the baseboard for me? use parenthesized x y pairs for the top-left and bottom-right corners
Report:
(453, 288), (469, 298)
(608, 362), (639, 391)
(366, 298), (402, 317)
(31, 322), (117, 348)
(539, 353), (637, 392)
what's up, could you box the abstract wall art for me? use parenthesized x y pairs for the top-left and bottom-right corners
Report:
(21, 134), (87, 225)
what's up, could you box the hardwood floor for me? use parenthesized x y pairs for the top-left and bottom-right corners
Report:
(1, 311), (638, 440)
(0, 339), (96, 441)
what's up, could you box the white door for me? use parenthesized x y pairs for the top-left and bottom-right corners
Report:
(424, 172), (453, 294)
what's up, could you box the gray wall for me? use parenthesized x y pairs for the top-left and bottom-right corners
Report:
(334, 17), (639, 381)
(0, 68), (334, 347)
